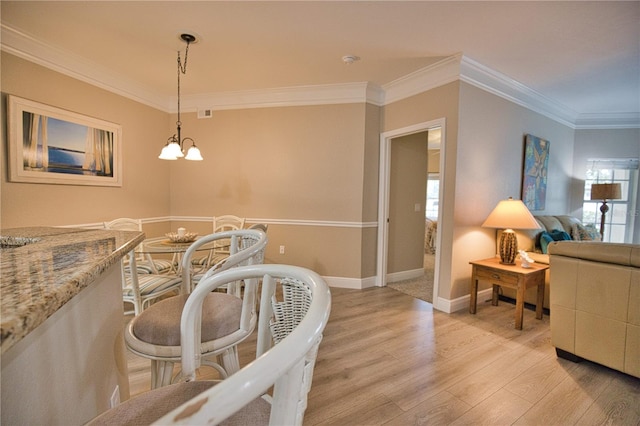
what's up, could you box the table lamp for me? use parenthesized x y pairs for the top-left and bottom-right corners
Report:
(590, 183), (621, 238)
(482, 197), (541, 265)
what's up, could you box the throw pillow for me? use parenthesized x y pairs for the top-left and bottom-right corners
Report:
(540, 229), (571, 254)
(584, 224), (602, 241)
(570, 223), (602, 242)
(571, 223), (589, 240)
(539, 232), (554, 254)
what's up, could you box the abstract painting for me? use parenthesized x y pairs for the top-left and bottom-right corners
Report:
(521, 134), (549, 211)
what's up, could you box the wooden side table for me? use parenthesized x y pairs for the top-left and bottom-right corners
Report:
(469, 257), (548, 330)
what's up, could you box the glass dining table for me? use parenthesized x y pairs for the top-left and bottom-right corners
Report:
(139, 236), (218, 274)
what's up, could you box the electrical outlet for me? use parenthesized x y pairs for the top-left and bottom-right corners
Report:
(110, 385), (120, 408)
(279, 245), (285, 254)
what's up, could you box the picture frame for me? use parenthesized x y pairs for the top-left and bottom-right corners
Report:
(521, 134), (549, 211)
(7, 95), (122, 187)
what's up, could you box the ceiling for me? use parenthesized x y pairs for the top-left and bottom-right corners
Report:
(2, 1), (639, 127)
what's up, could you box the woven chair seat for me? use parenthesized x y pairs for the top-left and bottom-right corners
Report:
(88, 380), (270, 425)
(130, 293), (242, 346)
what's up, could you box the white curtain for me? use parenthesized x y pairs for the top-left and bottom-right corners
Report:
(83, 128), (113, 175)
(25, 113), (48, 169)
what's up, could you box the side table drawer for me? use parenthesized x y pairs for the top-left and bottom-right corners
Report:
(475, 266), (519, 286)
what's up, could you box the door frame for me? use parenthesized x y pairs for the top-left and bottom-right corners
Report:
(376, 118), (446, 310)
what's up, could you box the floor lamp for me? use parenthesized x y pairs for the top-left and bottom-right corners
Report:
(590, 183), (621, 239)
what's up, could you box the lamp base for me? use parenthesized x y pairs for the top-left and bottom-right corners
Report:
(499, 229), (517, 265)
(599, 201), (609, 239)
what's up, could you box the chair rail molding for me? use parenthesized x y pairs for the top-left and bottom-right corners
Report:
(65, 216), (377, 229)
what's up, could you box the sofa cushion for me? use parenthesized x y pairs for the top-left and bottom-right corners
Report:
(555, 215), (584, 234)
(537, 216), (565, 233)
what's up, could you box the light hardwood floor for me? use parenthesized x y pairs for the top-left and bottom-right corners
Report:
(125, 287), (640, 425)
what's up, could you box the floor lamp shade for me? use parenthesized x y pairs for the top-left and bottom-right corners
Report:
(590, 183), (621, 201)
(482, 197), (541, 264)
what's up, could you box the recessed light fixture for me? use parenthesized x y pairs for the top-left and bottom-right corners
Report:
(342, 55), (360, 64)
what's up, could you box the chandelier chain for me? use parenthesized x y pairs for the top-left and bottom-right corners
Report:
(176, 42), (190, 126)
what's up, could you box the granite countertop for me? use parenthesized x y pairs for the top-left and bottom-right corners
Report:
(0, 226), (144, 354)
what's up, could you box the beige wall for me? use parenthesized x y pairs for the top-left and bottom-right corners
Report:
(388, 132), (428, 273)
(382, 81), (578, 304)
(383, 82), (461, 303)
(168, 103), (368, 220)
(450, 82), (576, 300)
(164, 102), (375, 278)
(1, 52), (377, 281)
(1, 53), (171, 228)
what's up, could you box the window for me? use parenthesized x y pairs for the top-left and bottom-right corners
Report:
(582, 158), (638, 243)
(426, 174), (439, 219)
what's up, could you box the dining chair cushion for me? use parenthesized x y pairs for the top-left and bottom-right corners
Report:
(191, 252), (228, 267)
(131, 293), (243, 346)
(88, 380), (270, 425)
(146, 258), (175, 274)
(123, 274), (183, 299)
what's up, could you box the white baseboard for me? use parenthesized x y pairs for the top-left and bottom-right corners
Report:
(386, 268), (424, 283)
(436, 288), (493, 313)
(323, 275), (377, 289)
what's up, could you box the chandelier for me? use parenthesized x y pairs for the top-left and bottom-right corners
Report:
(159, 33), (203, 161)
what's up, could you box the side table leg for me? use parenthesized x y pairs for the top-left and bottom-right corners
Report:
(515, 279), (525, 330)
(492, 284), (499, 306)
(470, 273), (478, 314)
(535, 279), (544, 320)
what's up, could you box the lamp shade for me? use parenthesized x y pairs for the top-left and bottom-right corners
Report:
(482, 197), (541, 230)
(590, 183), (621, 201)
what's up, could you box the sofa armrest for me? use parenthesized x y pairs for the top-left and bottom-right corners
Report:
(548, 241), (640, 267)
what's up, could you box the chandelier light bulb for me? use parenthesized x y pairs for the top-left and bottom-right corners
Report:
(158, 144), (178, 160)
(185, 145), (203, 161)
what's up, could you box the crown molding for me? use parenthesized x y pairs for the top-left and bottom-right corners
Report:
(179, 82), (384, 112)
(0, 24), (169, 111)
(458, 57), (639, 129)
(459, 55), (579, 128)
(573, 112), (640, 130)
(3, 22), (637, 128)
(382, 54), (463, 105)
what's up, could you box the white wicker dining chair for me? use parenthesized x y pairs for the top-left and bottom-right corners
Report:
(122, 251), (184, 316)
(104, 217), (174, 274)
(88, 264), (331, 426)
(124, 229), (267, 388)
(192, 215), (246, 268)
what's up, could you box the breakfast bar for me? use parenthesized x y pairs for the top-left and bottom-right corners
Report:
(1, 226), (144, 425)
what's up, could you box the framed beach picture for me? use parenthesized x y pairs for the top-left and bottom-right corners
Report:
(7, 95), (122, 186)
(521, 134), (549, 211)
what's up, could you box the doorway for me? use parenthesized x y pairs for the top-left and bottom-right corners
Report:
(377, 119), (445, 310)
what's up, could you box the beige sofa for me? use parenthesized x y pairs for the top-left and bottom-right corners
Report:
(500, 215), (596, 308)
(548, 241), (639, 378)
